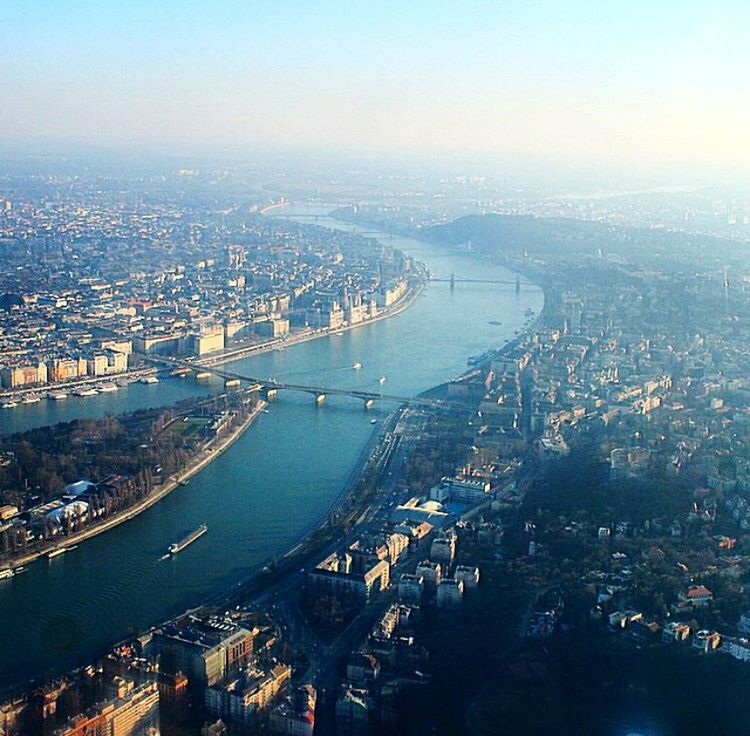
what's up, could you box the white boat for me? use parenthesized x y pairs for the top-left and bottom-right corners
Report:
(73, 388), (99, 397)
(334, 331), (344, 336)
(22, 395), (41, 404)
(48, 392), (69, 401)
(140, 376), (159, 385)
(378, 376), (386, 384)
(0, 569), (14, 581)
(1, 401), (17, 409)
(98, 383), (118, 393)
(352, 362), (362, 370)
(48, 545), (78, 560)
(168, 524), (207, 555)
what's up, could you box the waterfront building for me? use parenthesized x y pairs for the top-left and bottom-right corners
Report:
(185, 325), (225, 356)
(133, 332), (183, 355)
(376, 278), (407, 308)
(0, 360), (48, 388)
(255, 318), (290, 338)
(86, 350), (127, 377)
(47, 357), (88, 383)
(150, 615), (255, 688)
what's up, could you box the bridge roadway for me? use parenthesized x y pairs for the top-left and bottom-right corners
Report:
(429, 276), (521, 285)
(150, 357), (461, 409)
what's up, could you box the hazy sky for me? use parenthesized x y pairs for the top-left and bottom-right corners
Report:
(2, 1), (748, 175)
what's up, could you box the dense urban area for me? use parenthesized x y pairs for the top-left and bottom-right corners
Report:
(3, 163), (750, 735)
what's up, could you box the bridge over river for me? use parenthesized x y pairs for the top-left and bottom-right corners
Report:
(148, 357), (465, 410)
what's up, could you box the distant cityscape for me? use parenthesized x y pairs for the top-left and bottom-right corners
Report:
(0, 177), (411, 399)
(2, 161), (750, 735)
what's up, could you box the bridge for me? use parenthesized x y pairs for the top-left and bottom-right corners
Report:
(148, 357), (461, 410)
(430, 273), (523, 290)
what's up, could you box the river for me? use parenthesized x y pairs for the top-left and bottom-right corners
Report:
(0, 211), (543, 689)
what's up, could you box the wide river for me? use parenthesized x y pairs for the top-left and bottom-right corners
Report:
(0, 211), (543, 689)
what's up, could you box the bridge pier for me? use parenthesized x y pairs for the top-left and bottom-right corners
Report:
(315, 393), (326, 405)
(363, 398), (374, 410)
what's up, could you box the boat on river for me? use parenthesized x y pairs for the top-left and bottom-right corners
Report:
(1, 401), (17, 409)
(168, 524), (208, 555)
(48, 545), (78, 560)
(352, 362), (362, 370)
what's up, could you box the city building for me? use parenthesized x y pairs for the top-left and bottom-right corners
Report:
(269, 685), (316, 736)
(54, 680), (159, 736)
(204, 663), (291, 728)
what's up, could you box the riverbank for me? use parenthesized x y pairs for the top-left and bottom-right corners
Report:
(176, 271), (425, 371)
(0, 273), (424, 403)
(0, 397), (267, 572)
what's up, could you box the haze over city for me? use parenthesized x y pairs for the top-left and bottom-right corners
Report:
(2, 3), (750, 736)
(2, 1), (750, 180)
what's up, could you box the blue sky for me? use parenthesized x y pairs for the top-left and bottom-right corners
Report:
(1, 1), (748, 174)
